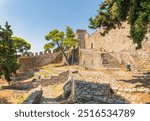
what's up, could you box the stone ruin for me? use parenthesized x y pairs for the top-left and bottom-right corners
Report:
(18, 51), (62, 71)
(16, 23), (150, 104)
(18, 23), (150, 70)
(77, 22), (150, 70)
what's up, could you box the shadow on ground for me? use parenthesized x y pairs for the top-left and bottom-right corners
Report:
(41, 81), (130, 104)
(13, 71), (34, 82)
(119, 70), (150, 89)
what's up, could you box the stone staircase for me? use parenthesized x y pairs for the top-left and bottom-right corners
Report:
(101, 53), (122, 68)
(143, 56), (150, 68)
(120, 52), (144, 71)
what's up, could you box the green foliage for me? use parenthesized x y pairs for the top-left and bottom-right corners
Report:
(129, 0), (150, 49)
(89, 0), (150, 49)
(45, 29), (64, 43)
(44, 26), (78, 65)
(53, 47), (61, 53)
(44, 43), (55, 52)
(16, 94), (27, 104)
(0, 22), (17, 83)
(65, 26), (75, 38)
(11, 36), (31, 53)
(62, 38), (78, 48)
(0, 22), (31, 84)
(62, 26), (78, 48)
(44, 29), (64, 52)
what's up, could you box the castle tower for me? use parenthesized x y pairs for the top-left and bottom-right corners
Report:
(76, 29), (88, 49)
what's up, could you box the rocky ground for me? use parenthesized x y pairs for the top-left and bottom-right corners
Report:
(72, 68), (150, 104)
(0, 64), (150, 104)
(41, 83), (64, 104)
(0, 79), (29, 104)
(0, 71), (34, 104)
(37, 64), (150, 104)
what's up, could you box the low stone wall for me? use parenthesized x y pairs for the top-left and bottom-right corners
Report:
(73, 81), (111, 103)
(22, 87), (43, 104)
(63, 80), (130, 104)
(37, 71), (69, 87)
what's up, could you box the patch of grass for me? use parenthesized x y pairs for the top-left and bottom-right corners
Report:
(16, 94), (28, 104)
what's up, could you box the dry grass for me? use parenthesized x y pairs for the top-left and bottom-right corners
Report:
(0, 90), (28, 104)
(49, 83), (64, 98)
(42, 83), (64, 100)
(100, 69), (133, 80)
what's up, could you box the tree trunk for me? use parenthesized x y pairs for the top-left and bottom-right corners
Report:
(57, 43), (69, 65)
(6, 75), (11, 85)
(72, 47), (75, 65)
(8, 81), (11, 85)
(4, 68), (12, 85)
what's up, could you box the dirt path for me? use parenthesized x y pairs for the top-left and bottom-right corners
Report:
(41, 83), (64, 104)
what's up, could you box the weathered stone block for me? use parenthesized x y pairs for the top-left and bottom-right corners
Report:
(94, 91), (103, 96)
(115, 100), (124, 104)
(85, 95), (93, 99)
(102, 97), (108, 103)
(107, 99), (115, 104)
(91, 84), (98, 89)
(93, 96), (103, 101)
(81, 91), (89, 95)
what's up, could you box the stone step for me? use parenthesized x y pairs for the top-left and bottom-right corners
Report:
(102, 54), (121, 65)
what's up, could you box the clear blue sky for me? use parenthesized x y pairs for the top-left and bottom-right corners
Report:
(0, 0), (101, 52)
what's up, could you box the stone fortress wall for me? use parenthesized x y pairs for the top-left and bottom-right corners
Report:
(18, 22), (150, 70)
(78, 22), (150, 69)
(18, 49), (79, 71)
(85, 22), (150, 53)
(18, 51), (62, 70)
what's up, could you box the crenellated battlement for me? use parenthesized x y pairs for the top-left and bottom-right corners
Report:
(21, 50), (52, 57)
(18, 50), (62, 70)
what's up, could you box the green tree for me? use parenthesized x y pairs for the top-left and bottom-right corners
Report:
(89, 0), (150, 49)
(63, 26), (78, 48)
(63, 26), (78, 64)
(44, 43), (55, 52)
(44, 26), (78, 65)
(11, 37), (31, 53)
(0, 22), (31, 84)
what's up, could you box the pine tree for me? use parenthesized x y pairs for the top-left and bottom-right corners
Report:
(0, 22), (31, 84)
(63, 26), (78, 64)
(44, 26), (78, 65)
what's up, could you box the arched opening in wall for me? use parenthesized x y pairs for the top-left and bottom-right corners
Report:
(91, 43), (93, 49)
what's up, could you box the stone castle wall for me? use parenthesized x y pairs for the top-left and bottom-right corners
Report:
(18, 49), (80, 71)
(18, 52), (62, 70)
(18, 23), (150, 70)
(78, 22), (150, 68)
(85, 22), (150, 53)
(79, 49), (103, 68)
(79, 49), (123, 68)
(76, 30), (89, 49)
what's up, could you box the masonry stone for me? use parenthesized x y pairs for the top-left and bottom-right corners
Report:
(78, 22), (150, 69)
